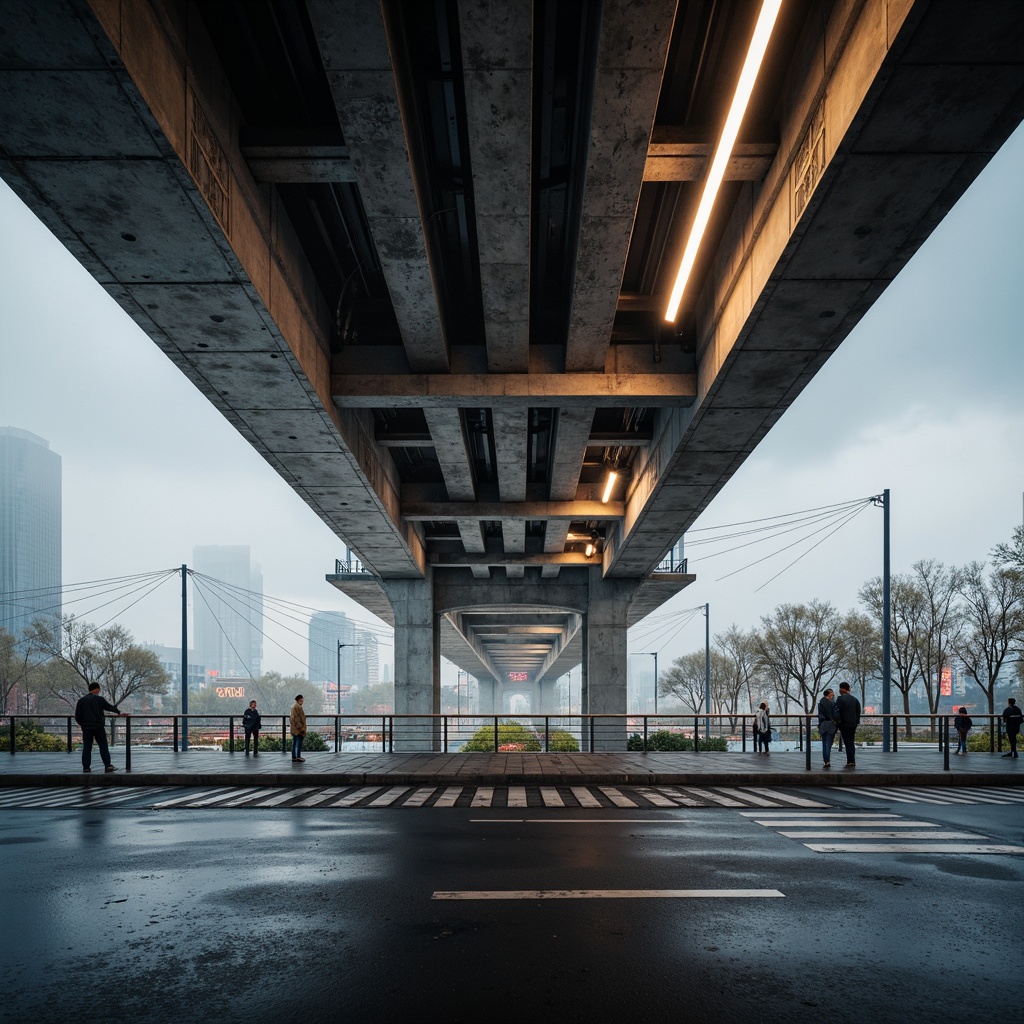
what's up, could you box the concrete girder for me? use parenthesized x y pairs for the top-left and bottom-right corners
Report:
(458, 0), (532, 374)
(491, 407), (527, 577)
(564, 0), (677, 373)
(404, 501), (623, 522)
(308, 0), (449, 373)
(331, 373), (697, 407)
(606, 0), (1024, 578)
(0, 0), (425, 579)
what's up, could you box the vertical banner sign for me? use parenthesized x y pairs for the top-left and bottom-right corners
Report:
(940, 666), (952, 697)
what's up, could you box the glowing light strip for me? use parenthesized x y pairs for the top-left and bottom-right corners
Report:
(601, 469), (618, 503)
(664, 0), (784, 322)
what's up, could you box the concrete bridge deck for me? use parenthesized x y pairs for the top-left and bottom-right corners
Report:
(2, 748), (1020, 790)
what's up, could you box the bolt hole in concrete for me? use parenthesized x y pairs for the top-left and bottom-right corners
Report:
(120, 232), (136, 241)
(209, 314), (225, 322)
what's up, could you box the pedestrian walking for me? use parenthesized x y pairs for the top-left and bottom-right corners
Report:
(755, 703), (771, 756)
(74, 682), (126, 773)
(953, 707), (972, 755)
(243, 699), (262, 756)
(1001, 697), (1022, 758)
(817, 688), (838, 768)
(290, 694), (307, 762)
(834, 682), (861, 768)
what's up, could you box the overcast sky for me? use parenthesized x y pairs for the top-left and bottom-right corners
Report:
(1, 124), (1022, 690)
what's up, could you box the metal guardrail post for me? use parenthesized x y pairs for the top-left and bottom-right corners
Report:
(335, 716), (340, 753)
(805, 716), (812, 770)
(996, 715), (1002, 753)
(643, 715), (648, 752)
(589, 717), (594, 752)
(9, 716), (14, 755)
(443, 716), (448, 753)
(494, 717), (499, 752)
(741, 718), (746, 752)
(66, 717), (72, 753)
(693, 717), (699, 753)
(943, 716), (950, 771)
(544, 716), (549, 752)
(388, 716), (393, 753)
(893, 716), (898, 752)
(173, 716), (178, 752)
(125, 717), (132, 773)
(282, 716), (287, 754)
(229, 716), (235, 753)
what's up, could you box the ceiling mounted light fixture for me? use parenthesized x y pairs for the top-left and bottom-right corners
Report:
(601, 468), (618, 504)
(664, 0), (784, 323)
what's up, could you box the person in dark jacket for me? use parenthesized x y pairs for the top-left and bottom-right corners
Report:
(953, 707), (972, 754)
(817, 688), (838, 768)
(242, 699), (262, 756)
(754, 703), (771, 756)
(834, 682), (861, 768)
(74, 683), (125, 773)
(1002, 697), (1022, 758)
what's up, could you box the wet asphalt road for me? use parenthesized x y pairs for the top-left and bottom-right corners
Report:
(1, 793), (1022, 1024)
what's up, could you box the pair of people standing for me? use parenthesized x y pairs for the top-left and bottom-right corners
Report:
(240, 696), (308, 761)
(817, 682), (861, 768)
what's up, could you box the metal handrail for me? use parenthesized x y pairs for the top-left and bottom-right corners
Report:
(3, 711), (1009, 771)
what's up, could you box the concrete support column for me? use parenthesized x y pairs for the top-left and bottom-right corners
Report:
(381, 575), (439, 750)
(583, 568), (637, 751)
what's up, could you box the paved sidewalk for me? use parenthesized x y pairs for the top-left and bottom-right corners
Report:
(1, 746), (1020, 789)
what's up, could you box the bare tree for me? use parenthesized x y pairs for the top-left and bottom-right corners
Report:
(752, 601), (845, 713)
(0, 628), (34, 715)
(860, 575), (927, 735)
(953, 561), (1024, 715)
(841, 610), (879, 707)
(911, 559), (963, 714)
(714, 625), (758, 726)
(660, 651), (710, 714)
(32, 615), (169, 738)
(991, 524), (1024, 578)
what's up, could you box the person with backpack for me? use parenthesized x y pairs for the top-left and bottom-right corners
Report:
(755, 702), (771, 756)
(953, 707), (972, 755)
(817, 688), (838, 768)
(1001, 697), (1022, 758)
(834, 682), (862, 769)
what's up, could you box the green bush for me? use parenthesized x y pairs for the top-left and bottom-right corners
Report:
(696, 735), (728, 751)
(461, 721), (541, 752)
(627, 730), (727, 752)
(967, 731), (995, 752)
(221, 731), (330, 752)
(0, 720), (68, 752)
(546, 729), (579, 752)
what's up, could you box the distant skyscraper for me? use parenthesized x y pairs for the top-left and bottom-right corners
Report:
(192, 545), (263, 680)
(308, 610), (354, 685)
(0, 428), (61, 641)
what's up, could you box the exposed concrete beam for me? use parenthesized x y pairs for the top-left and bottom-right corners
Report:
(643, 129), (777, 182)
(423, 409), (475, 501)
(331, 373), (696, 407)
(428, 552), (599, 567)
(242, 144), (355, 183)
(404, 501), (623, 522)
(565, 0), (677, 372)
(459, 0), (532, 373)
(308, 0), (449, 373)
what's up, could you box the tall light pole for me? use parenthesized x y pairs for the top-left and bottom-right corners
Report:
(703, 603), (711, 739)
(637, 652), (659, 714)
(336, 641), (356, 716)
(872, 490), (892, 751)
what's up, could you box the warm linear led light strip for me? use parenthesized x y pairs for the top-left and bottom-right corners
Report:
(664, 0), (784, 322)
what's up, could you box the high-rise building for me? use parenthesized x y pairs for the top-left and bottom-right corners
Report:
(192, 545), (262, 680)
(308, 610), (354, 684)
(354, 628), (380, 688)
(0, 427), (61, 642)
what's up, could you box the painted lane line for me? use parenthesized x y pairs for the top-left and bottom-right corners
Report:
(739, 811), (898, 818)
(403, 787), (437, 808)
(507, 786), (527, 808)
(683, 787), (746, 807)
(432, 888), (785, 900)
(753, 820), (941, 828)
(634, 788), (678, 808)
(295, 788), (346, 807)
(657, 787), (705, 807)
(570, 787), (603, 808)
(433, 786), (463, 808)
(470, 819), (689, 824)
(803, 843), (1024, 855)
(153, 788), (233, 808)
(328, 787), (380, 807)
(779, 830), (983, 840)
(600, 787), (640, 808)
(742, 788), (829, 808)
(369, 787), (409, 807)
(540, 787), (565, 808)
(470, 787), (493, 808)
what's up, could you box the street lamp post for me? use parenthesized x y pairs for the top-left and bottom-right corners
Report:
(336, 641), (356, 716)
(703, 603), (711, 739)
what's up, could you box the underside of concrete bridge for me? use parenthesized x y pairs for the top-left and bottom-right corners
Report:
(2, 0), (1022, 745)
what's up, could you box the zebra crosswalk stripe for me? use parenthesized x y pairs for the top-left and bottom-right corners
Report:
(470, 787), (493, 808)
(368, 786), (409, 807)
(254, 788), (318, 807)
(295, 787), (346, 807)
(507, 786), (527, 808)
(433, 786), (463, 808)
(681, 787), (745, 807)
(570, 786), (602, 808)
(657, 787), (704, 807)
(599, 787), (639, 808)
(328, 786), (380, 807)
(633, 787), (678, 808)
(404, 787), (437, 808)
(540, 787), (564, 807)
(742, 788), (828, 808)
